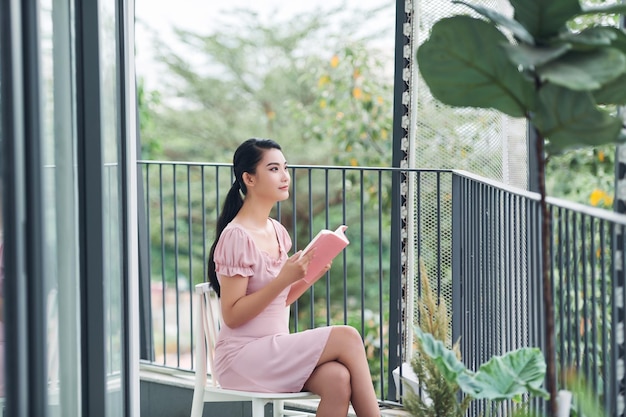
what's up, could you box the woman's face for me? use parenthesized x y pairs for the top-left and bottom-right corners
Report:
(245, 148), (290, 202)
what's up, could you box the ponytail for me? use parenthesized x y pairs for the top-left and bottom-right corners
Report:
(208, 181), (244, 296)
(207, 138), (282, 297)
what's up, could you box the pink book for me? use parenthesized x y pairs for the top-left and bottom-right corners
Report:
(299, 225), (349, 283)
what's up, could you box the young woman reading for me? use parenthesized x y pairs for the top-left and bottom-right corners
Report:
(207, 138), (380, 417)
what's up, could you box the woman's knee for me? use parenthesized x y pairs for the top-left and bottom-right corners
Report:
(318, 325), (367, 365)
(321, 362), (351, 399)
(331, 325), (364, 349)
(306, 361), (351, 400)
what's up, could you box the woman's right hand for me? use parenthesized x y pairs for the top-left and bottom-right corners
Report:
(279, 249), (315, 284)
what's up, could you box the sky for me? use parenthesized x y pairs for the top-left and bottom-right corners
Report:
(134, 0), (396, 91)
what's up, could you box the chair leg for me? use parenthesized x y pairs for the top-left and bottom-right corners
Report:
(189, 388), (204, 417)
(251, 398), (266, 417)
(273, 399), (284, 417)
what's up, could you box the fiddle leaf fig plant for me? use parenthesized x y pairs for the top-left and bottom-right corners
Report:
(417, 0), (626, 151)
(417, 1), (626, 416)
(415, 327), (549, 403)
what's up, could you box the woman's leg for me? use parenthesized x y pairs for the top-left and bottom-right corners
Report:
(303, 361), (351, 417)
(314, 326), (380, 417)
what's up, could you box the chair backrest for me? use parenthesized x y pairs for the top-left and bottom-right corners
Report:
(195, 282), (220, 387)
(194, 282), (292, 388)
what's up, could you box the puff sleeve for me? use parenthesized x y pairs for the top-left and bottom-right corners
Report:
(214, 226), (256, 278)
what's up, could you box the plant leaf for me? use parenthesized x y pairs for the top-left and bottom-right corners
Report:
(592, 72), (626, 105)
(416, 15), (535, 117)
(452, 0), (534, 44)
(457, 347), (549, 401)
(533, 83), (625, 153)
(537, 48), (626, 90)
(414, 326), (467, 383)
(579, 3), (626, 16)
(501, 42), (571, 69)
(556, 27), (617, 51)
(603, 26), (626, 55)
(510, 0), (581, 39)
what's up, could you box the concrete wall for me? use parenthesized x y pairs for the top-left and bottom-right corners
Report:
(140, 379), (257, 417)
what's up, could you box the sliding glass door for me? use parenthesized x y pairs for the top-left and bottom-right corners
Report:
(0, 0), (136, 414)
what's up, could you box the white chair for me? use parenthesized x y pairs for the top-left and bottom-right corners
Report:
(190, 282), (318, 417)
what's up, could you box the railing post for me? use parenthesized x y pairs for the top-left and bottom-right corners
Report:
(388, 168), (403, 403)
(137, 161), (154, 361)
(451, 173), (463, 349)
(388, 0), (412, 402)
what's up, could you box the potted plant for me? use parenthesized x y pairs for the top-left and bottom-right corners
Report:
(416, 1), (626, 415)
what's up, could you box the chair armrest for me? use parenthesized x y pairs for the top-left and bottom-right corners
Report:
(195, 282), (212, 294)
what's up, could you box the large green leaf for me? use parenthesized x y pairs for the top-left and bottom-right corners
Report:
(452, 0), (534, 44)
(603, 26), (626, 55)
(415, 327), (551, 402)
(510, 0), (581, 39)
(592, 72), (626, 105)
(580, 3), (626, 16)
(533, 83), (625, 153)
(501, 43), (571, 69)
(414, 326), (466, 383)
(537, 48), (626, 90)
(456, 348), (549, 401)
(557, 27), (618, 51)
(417, 16), (535, 118)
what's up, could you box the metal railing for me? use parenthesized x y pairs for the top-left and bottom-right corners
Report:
(452, 171), (626, 416)
(138, 161), (626, 414)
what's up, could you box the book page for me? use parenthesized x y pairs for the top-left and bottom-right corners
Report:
(300, 225), (349, 283)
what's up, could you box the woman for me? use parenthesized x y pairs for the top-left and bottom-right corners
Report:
(208, 138), (380, 417)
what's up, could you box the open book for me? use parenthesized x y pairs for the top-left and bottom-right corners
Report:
(299, 225), (349, 283)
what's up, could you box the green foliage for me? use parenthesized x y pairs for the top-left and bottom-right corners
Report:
(406, 261), (548, 417)
(140, 6), (393, 167)
(564, 373), (608, 417)
(405, 263), (471, 417)
(406, 354), (469, 417)
(138, 8), (398, 294)
(417, 0), (626, 155)
(137, 78), (163, 159)
(416, 2), (626, 412)
(546, 145), (615, 208)
(293, 44), (394, 167)
(556, 1), (625, 201)
(415, 327), (549, 401)
(417, 15), (536, 118)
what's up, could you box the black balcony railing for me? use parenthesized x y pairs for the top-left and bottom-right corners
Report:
(138, 161), (626, 415)
(452, 171), (626, 416)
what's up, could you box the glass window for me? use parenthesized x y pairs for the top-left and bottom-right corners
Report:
(40, 0), (82, 415)
(99, 0), (125, 414)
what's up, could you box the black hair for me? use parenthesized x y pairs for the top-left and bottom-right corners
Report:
(207, 138), (282, 296)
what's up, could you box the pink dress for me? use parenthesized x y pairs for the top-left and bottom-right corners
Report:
(213, 219), (332, 393)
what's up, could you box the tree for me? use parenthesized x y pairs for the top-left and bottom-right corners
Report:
(416, 1), (626, 415)
(140, 6), (394, 166)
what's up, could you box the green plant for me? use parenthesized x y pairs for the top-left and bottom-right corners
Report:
(406, 262), (548, 417)
(415, 327), (549, 400)
(405, 261), (471, 417)
(416, 1), (626, 414)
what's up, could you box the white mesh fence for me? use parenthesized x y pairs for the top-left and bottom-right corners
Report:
(405, 0), (529, 357)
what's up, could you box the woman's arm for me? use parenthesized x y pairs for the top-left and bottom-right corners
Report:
(220, 250), (315, 328)
(285, 262), (331, 306)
